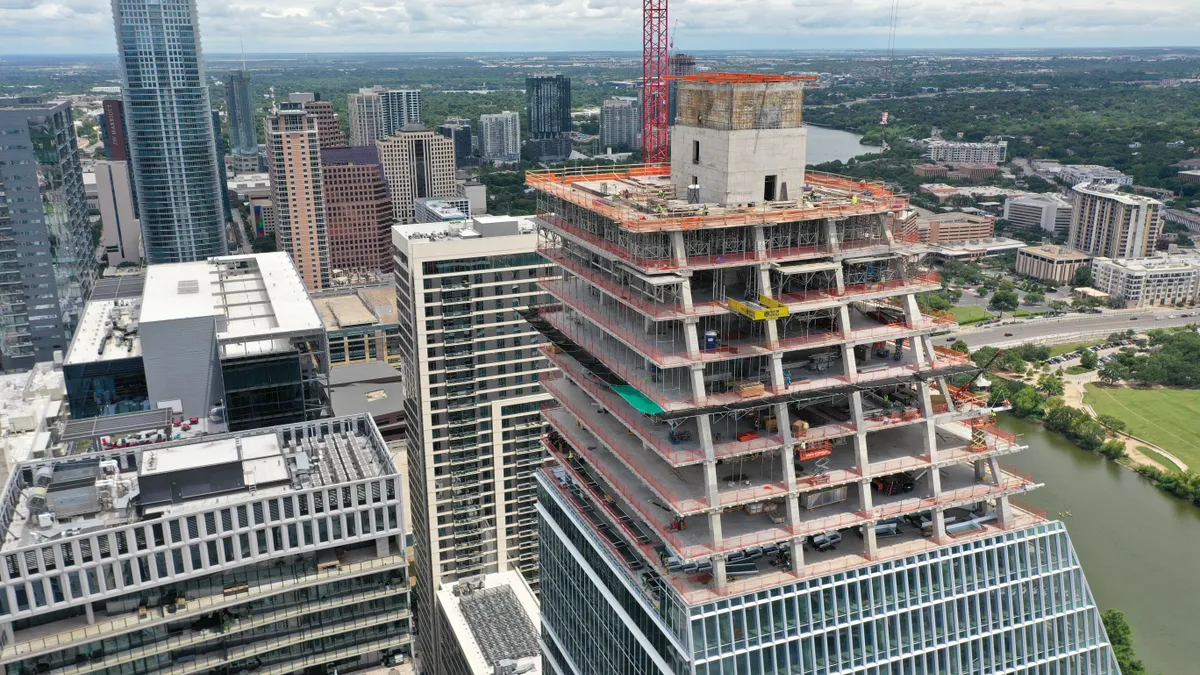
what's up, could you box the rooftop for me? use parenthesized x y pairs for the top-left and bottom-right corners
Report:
(527, 165), (906, 233)
(331, 376), (405, 420)
(1094, 255), (1200, 273)
(141, 253), (323, 356)
(0, 364), (64, 469)
(1071, 182), (1162, 206)
(313, 285), (398, 331)
(1006, 192), (1072, 207)
(1020, 245), (1092, 261)
(393, 215), (538, 244)
(928, 237), (1027, 255)
(436, 571), (541, 675)
(64, 297), (141, 366)
(1, 415), (392, 551)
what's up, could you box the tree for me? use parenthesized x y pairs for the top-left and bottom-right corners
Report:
(1080, 349), (1098, 370)
(1049, 300), (1068, 314)
(1096, 414), (1127, 434)
(1102, 610), (1146, 675)
(1073, 265), (1094, 288)
(1037, 373), (1064, 397)
(251, 236), (277, 253)
(1009, 387), (1043, 418)
(988, 289), (1020, 314)
(1097, 439), (1128, 460)
(1098, 362), (1126, 384)
(1024, 290), (1045, 305)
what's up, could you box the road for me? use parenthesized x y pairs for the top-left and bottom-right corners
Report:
(230, 209), (253, 254)
(947, 309), (1197, 350)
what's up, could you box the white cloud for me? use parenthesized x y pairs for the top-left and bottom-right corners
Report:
(0, 0), (1197, 53)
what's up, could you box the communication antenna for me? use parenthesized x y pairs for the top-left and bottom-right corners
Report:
(240, 36), (247, 71)
(882, 0), (901, 125)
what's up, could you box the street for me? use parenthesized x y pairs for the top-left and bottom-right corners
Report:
(230, 208), (253, 254)
(947, 308), (1197, 350)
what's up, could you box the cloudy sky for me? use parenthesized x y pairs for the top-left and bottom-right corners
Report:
(0, 0), (1198, 55)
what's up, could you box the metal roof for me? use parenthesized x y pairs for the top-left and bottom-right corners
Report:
(87, 275), (146, 301)
(60, 408), (173, 443)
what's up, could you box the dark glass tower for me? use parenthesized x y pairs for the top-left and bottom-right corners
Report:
(112, 0), (228, 263)
(225, 69), (258, 156)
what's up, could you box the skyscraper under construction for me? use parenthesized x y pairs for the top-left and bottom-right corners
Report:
(527, 73), (1119, 674)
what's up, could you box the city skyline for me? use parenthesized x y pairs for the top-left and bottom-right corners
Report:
(1, 0), (1199, 55)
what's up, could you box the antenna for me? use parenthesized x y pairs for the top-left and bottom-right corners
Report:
(240, 36), (246, 71)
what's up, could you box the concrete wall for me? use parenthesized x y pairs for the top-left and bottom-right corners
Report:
(670, 126), (807, 205)
(140, 315), (224, 426)
(95, 161), (142, 266)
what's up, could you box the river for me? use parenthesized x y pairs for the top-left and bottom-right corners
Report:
(805, 125), (882, 165)
(1001, 416), (1200, 675)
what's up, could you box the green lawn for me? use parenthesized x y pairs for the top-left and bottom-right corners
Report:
(1085, 384), (1200, 469)
(1049, 341), (1101, 358)
(1137, 446), (1183, 472)
(950, 305), (994, 324)
(1065, 365), (1092, 375)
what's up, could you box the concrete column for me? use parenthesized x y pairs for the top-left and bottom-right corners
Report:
(862, 525), (879, 559)
(679, 276), (695, 313)
(834, 266), (846, 295)
(825, 218), (840, 252)
(753, 224), (768, 260)
(987, 456), (1004, 485)
(838, 305), (854, 339)
(919, 335), (938, 369)
(997, 495), (1015, 527)
(975, 459), (990, 483)
(842, 343), (858, 384)
(697, 415), (721, 508)
(902, 293), (923, 329)
(376, 535), (390, 558)
(881, 213), (896, 245)
(775, 402), (798, 492)
(852, 432), (870, 476)
(713, 556), (728, 589)
(858, 479), (875, 514)
(757, 265), (773, 299)
(85, 602), (95, 625)
(708, 512), (724, 552)
(684, 318), (701, 358)
(689, 364), (707, 406)
(918, 385), (940, 463)
(670, 231), (688, 269)
(1, 622), (12, 645)
(790, 541), (805, 570)
(769, 354), (786, 391)
(931, 509), (947, 541)
(934, 376), (957, 414)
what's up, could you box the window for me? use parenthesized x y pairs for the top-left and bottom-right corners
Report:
(764, 175), (778, 202)
(692, 140), (700, 164)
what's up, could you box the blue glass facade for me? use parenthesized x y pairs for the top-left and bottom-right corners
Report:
(225, 69), (258, 156)
(539, 473), (1119, 675)
(112, 0), (228, 263)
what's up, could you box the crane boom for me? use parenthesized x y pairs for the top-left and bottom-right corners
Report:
(642, 0), (669, 165)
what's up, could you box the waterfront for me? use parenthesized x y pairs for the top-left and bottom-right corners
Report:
(805, 125), (882, 165)
(1002, 415), (1200, 675)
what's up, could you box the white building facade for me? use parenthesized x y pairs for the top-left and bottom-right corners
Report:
(1092, 255), (1200, 308)
(479, 111), (522, 163)
(926, 140), (1007, 164)
(393, 217), (555, 664)
(1003, 193), (1073, 236)
(1067, 183), (1162, 259)
(600, 98), (639, 151)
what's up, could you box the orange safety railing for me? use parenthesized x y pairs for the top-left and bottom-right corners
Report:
(1008, 497), (1048, 521)
(867, 454), (931, 476)
(932, 346), (971, 367)
(860, 407), (925, 432)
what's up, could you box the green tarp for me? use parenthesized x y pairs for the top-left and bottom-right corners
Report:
(611, 385), (666, 415)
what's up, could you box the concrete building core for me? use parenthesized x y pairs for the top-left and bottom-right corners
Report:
(669, 74), (808, 206)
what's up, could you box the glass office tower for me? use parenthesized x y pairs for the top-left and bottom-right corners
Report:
(111, 0), (228, 263)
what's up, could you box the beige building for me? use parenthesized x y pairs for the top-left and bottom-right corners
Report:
(266, 109), (330, 291)
(94, 160), (142, 266)
(378, 127), (457, 224)
(1004, 193), (1074, 236)
(914, 212), (995, 244)
(1093, 255), (1200, 308)
(1067, 183), (1163, 258)
(1016, 245), (1093, 285)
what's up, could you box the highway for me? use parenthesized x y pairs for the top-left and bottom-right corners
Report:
(946, 308), (1198, 350)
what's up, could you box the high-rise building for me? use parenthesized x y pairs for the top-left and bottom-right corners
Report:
(377, 127), (457, 225)
(99, 98), (129, 161)
(526, 75), (572, 161)
(290, 92), (348, 149)
(0, 412), (413, 675)
(0, 177), (26, 368)
(349, 86), (385, 147)
(526, 73), (1120, 675)
(1067, 183), (1163, 259)
(226, 69), (258, 156)
(600, 98), (639, 151)
(479, 111), (521, 163)
(0, 98), (95, 369)
(393, 215), (554, 665)
(379, 89), (422, 137)
(438, 117), (474, 166)
(95, 160), (142, 266)
(112, 0), (228, 263)
(266, 109), (329, 292)
(321, 146), (394, 278)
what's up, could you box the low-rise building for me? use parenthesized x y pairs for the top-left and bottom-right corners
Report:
(435, 571), (540, 675)
(1016, 245), (1093, 285)
(227, 172), (271, 201)
(925, 139), (1007, 164)
(0, 362), (66, 468)
(926, 237), (1027, 263)
(312, 284), (401, 367)
(1092, 255), (1200, 308)
(330, 361), (406, 441)
(1004, 193), (1074, 236)
(414, 196), (471, 223)
(1177, 169), (1200, 184)
(919, 183), (1027, 204)
(1059, 164), (1132, 187)
(914, 212), (995, 244)
(1164, 208), (1200, 236)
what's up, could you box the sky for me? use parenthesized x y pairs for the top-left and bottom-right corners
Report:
(0, 0), (1198, 55)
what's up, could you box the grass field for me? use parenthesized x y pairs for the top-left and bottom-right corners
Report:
(1085, 384), (1200, 469)
(1137, 446), (1182, 472)
(1065, 365), (1092, 375)
(950, 305), (993, 324)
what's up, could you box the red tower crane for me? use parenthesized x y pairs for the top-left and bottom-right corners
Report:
(642, 0), (669, 165)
